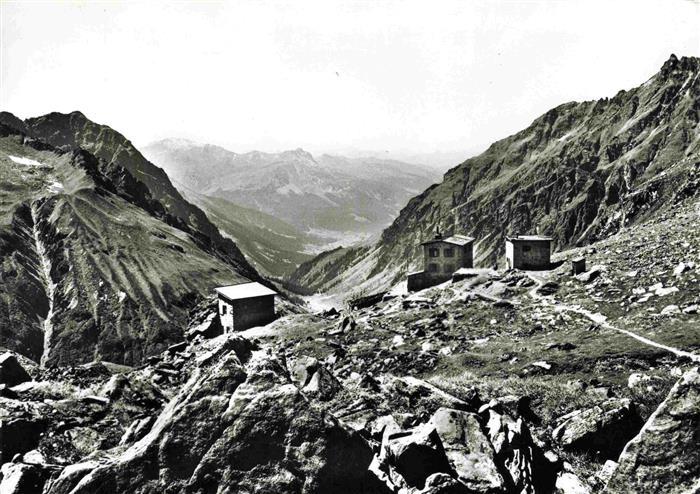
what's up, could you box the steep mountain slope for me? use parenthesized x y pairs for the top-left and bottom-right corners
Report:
(293, 55), (700, 296)
(6, 111), (256, 278)
(0, 118), (260, 367)
(177, 186), (314, 278)
(142, 140), (442, 244)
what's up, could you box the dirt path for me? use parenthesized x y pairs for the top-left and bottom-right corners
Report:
(526, 272), (700, 364)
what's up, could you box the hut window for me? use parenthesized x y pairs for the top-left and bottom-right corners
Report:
(429, 248), (440, 258)
(428, 263), (438, 272)
(444, 248), (454, 257)
(221, 304), (227, 315)
(444, 264), (454, 273)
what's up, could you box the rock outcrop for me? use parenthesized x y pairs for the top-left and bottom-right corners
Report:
(605, 367), (700, 493)
(42, 337), (385, 494)
(552, 398), (643, 458)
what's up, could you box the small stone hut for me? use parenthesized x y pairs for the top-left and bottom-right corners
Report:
(215, 282), (277, 332)
(505, 235), (552, 270)
(407, 232), (475, 291)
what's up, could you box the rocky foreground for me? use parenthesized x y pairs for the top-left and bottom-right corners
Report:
(1, 298), (698, 493)
(2, 192), (700, 493)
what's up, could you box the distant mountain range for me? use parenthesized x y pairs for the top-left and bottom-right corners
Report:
(142, 140), (443, 246)
(290, 54), (700, 296)
(0, 111), (261, 366)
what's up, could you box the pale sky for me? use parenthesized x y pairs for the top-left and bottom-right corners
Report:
(1, 0), (699, 158)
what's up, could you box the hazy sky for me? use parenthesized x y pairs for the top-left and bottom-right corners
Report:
(1, 0), (699, 158)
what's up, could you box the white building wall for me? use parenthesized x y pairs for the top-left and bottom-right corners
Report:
(218, 298), (234, 333)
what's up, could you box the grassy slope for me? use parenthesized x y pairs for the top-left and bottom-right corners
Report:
(0, 133), (247, 366)
(178, 186), (314, 278)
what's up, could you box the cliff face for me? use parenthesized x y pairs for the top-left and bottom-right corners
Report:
(0, 118), (260, 367)
(293, 55), (700, 295)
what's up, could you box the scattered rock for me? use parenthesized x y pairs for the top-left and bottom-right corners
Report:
(673, 262), (690, 277)
(596, 459), (617, 485)
(653, 284), (679, 297)
(43, 350), (384, 494)
(537, 281), (560, 295)
(338, 313), (357, 333)
(531, 361), (552, 371)
(575, 267), (602, 283)
(682, 304), (698, 314)
(289, 355), (320, 388)
(0, 416), (47, 464)
(0, 383), (18, 398)
(545, 342), (577, 351)
(418, 472), (468, 494)
(166, 341), (187, 353)
(186, 312), (223, 340)
(627, 373), (662, 390)
(660, 304), (680, 315)
(322, 307), (340, 318)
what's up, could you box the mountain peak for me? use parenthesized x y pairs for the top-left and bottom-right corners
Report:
(279, 147), (317, 164)
(659, 53), (699, 78)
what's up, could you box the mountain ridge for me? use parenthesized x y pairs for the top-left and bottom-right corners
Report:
(0, 110), (258, 279)
(0, 114), (263, 366)
(291, 54), (700, 296)
(142, 139), (443, 244)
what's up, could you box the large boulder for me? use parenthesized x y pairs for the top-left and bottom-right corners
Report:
(289, 356), (342, 400)
(0, 413), (48, 464)
(0, 462), (53, 494)
(486, 410), (557, 494)
(429, 408), (505, 493)
(44, 337), (386, 494)
(552, 398), (643, 458)
(555, 471), (591, 494)
(302, 366), (342, 400)
(0, 353), (32, 387)
(605, 367), (700, 494)
(382, 375), (481, 415)
(374, 407), (510, 493)
(383, 425), (453, 489)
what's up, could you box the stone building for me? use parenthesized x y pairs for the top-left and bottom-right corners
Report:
(407, 232), (475, 291)
(505, 235), (552, 270)
(215, 282), (277, 332)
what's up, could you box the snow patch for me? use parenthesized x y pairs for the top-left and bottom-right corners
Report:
(47, 181), (64, 193)
(8, 155), (44, 167)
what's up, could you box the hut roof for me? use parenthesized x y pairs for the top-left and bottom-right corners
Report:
(422, 234), (474, 246)
(215, 282), (277, 302)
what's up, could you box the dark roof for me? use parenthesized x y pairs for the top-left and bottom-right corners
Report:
(422, 234), (474, 246)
